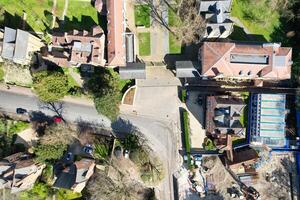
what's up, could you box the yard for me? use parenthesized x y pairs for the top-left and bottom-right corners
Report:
(169, 33), (182, 54)
(138, 32), (151, 56)
(134, 5), (150, 28)
(231, 0), (280, 41)
(168, 8), (182, 54)
(0, 0), (100, 32)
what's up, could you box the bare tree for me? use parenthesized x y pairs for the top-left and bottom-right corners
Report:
(137, 0), (206, 44)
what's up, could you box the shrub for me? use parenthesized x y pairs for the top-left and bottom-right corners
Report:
(34, 144), (67, 163)
(94, 143), (109, 161)
(181, 89), (187, 103)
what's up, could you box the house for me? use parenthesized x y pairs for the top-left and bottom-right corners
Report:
(0, 153), (45, 193)
(197, 0), (233, 38)
(43, 26), (106, 67)
(206, 95), (246, 136)
(106, 0), (126, 67)
(53, 158), (95, 193)
(200, 42), (293, 80)
(249, 93), (287, 148)
(1, 27), (44, 65)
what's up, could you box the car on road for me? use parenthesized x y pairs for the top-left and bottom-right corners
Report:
(16, 108), (27, 114)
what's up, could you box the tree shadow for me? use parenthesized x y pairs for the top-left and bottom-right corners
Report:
(0, 10), (35, 33)
(54, 15), (98, 32)
(111, 117), (138, 138)
(29, 111), (54, 135)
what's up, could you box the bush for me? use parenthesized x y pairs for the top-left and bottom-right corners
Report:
(203, 138), (216, 151)
(94, 143), (109, 161)
(181, 89), (187, 103)
(33, 71), (70, 102)
(34, 144), (67, 163)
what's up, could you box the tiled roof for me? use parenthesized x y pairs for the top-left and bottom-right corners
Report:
(200, 42), (292, 80)
(45, 26), (106, 67)
(106, 0), (126, 67)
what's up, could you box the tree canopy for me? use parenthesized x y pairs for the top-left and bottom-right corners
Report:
(33, 71), (70, 102)
(34, 143), (67, 163)
(86, 69), (121, 120)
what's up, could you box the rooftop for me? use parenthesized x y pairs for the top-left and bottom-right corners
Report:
(200, 42), (292, 80)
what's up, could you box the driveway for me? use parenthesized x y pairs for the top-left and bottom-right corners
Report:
(185, 91), (206, 149)
(119, 66), (182, 200)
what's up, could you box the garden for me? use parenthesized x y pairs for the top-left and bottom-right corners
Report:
(134, 5), (151, 28)
(138, 32), (151, 56)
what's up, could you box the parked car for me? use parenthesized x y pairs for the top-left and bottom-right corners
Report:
(123, 149), (129, 159)
(53, 116), (62, 123)
(16, 108), (27, 114)
(83, 144), (93, 155)
(66, 152), (73, 161)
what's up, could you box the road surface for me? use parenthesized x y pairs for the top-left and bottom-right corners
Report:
(0, 88), (179, 200)
(0, 90), (111, 127)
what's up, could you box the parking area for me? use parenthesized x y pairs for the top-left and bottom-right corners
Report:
(185, 91), (206, 149)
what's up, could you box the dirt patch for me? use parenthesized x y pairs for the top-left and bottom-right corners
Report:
(123, 87), (135, 105)
(252, 152), (298, 200)
(3, 62), (33, 87)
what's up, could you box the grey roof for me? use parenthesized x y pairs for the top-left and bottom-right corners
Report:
(274, 55), (286, 67)
(176, 61), (200, 78)
(13, 29), (30, 62)
(1, 27), (17, 59)
(120, 63), (146, 79)
(199, 0), (232, 13)
(125, 33), (134, 63)
(73, 42), (92, 53)
(53, 164), (76, 189)
(230, 54), (269, 64)
(250, 93), (287, 147)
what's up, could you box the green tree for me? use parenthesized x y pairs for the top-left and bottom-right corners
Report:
(34, 144), (67, 163)
(94, 143), (109, 161)
(33, 71), (70, 102)
(19, 183), (53, 200)
(86, 69), (121, 120)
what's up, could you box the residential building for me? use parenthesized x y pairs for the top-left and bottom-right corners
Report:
(1, 27), (43, 65)
(43, 26), (106, 67)
(197, 0), (233, 38)
(249, 93), (287, 148)
(53, 158), (95, 193)
(206, 95), (246, 136)
(0, 153), (45, 193)
(200, 42), (293, 80)
(106, 0), (126, 67)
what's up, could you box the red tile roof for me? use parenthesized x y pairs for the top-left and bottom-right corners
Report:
(200, 42), (292, 80)
(44, 26), (106, 67)
(106, 0), (126, 67)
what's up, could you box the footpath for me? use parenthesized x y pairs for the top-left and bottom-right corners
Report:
(0, 83), (94, 106)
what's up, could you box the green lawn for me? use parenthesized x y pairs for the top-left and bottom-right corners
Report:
(0, 65), (4, 81)
(134, 5), (151, 28)
(168, 8), (181, 27)
(138, 32), (151, 56)
(62, 68), (79, 88)
(0, 0), (100, 32)
(169, 33), (181, 54)
(231, 0), (280, 41)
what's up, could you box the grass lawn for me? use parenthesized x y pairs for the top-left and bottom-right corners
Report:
(168, 8), (181, 27)
(62, 68), (80, 88)
(138, 32), (151, 56)
(231, 0), (280, 41)
(0, 0), (100, 32)
(0, 65), (4, 81)
(169, 33), (182, 54)
(134, 5), (151, 28)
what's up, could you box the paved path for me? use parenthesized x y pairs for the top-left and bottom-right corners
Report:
(69, 68), (84, 87)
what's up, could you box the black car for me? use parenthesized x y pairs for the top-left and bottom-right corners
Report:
(16, 108), (27, 114)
